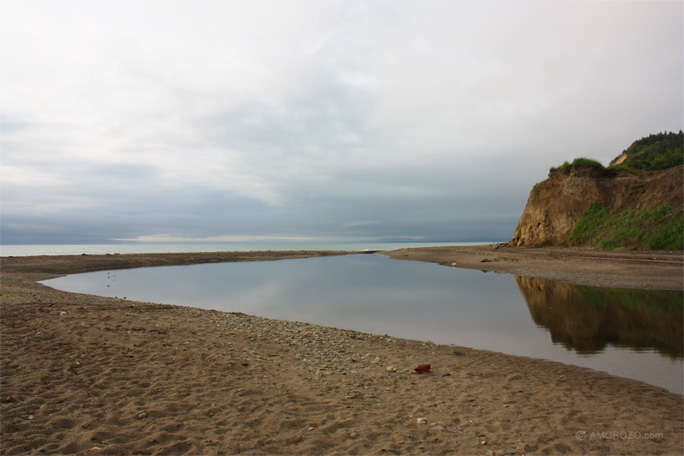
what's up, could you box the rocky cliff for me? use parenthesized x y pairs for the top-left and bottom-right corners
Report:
(509, 165), (683, 247)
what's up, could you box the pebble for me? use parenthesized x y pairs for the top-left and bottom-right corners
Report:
(371, 356), (381, 364)
(416, 417), (427, 424)
(386, 366), (397, 372)
(137, 411), (148, 419)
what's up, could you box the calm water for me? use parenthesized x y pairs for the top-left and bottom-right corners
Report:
(42, 254), (683, 394)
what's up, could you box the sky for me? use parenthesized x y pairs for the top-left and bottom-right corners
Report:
(1, 0), (682, 245)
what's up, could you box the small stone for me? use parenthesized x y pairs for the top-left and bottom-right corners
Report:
(307, 426), (315, 431)
(137, 411), (148, 419)
(416, 417), (427, 424)
(386, 366), (397, 372)
(371, 356), (381, 364)
(59, 311), (67, 316)
(27, 415), (34, 420)
(290, 434), (303, 443)
(349, 432), (358, 438)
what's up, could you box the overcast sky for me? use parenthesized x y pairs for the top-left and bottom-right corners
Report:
(1, 1), (682, 245)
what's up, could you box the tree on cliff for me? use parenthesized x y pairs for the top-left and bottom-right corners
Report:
(609, 130), (683, 172)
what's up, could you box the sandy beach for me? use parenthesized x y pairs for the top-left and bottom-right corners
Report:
(384, 244), (684, 290)
(1, 247), (682, 455)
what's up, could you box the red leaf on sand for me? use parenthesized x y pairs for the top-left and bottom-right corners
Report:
(414, 363), (431, 373)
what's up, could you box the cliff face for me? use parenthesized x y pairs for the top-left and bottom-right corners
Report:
(509, 165), (683, 247)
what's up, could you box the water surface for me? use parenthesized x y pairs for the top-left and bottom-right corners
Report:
(42, 254), (683, 393)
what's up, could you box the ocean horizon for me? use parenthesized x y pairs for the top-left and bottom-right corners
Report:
(0, 241), (501, 257)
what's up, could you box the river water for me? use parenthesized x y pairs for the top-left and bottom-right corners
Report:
(41, 254), (683, 394)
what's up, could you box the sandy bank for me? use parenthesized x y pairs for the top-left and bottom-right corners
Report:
(384, 244), (684, 290)
(1, 249), (682, 455)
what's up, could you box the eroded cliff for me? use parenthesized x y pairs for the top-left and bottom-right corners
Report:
(509, 165), (683, 247)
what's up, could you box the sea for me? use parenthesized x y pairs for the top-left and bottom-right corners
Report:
(0, 241), (497, 257)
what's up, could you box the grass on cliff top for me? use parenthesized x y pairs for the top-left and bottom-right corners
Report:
(550, 157), (605, 172)
(569, 202), (684, 250)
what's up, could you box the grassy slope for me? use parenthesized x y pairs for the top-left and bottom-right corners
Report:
(569, 202), (683, 250)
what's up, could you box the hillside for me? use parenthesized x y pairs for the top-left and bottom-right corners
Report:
(510, 132), (683, 249)
(610, 131), (683, 171)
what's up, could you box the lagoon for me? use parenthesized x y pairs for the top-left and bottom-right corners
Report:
(42, 254), (683, 394)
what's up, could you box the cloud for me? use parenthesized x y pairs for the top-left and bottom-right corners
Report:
(113, 234), (331, 243)
(1, 1), (682, 245)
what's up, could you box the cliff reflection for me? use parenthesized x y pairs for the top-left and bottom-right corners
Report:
(516, 276), (683, 358)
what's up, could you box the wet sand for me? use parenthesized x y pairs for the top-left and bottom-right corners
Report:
(1, 248), (682, 455)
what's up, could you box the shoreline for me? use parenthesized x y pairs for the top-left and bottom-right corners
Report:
(1, 248), (682, 455)
(383, 245), (684, 290)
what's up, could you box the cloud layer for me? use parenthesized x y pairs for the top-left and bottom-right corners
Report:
(1, 1), (682, 244)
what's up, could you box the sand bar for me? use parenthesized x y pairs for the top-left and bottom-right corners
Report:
(383, 244), (684, 290)
(1, 247), (682, 455)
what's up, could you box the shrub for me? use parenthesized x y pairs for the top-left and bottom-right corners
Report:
(551, 157), (604, 172)
(644, 207), (684, 250)
(569, 202), (609, 245)
(570, 157), (604, 169)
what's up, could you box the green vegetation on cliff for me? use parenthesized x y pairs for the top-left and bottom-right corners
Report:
(550, 157), (605, 172)
(552, 132), (683, 250)
(568, 202), (609, 245)
(550, 131), (682, 174)
(609, 131), (683, 172)
(569, 202), (683, 250)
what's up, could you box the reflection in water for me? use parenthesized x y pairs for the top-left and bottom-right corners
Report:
(41, 255), (684, 393)
(516, 276), (683, 358)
